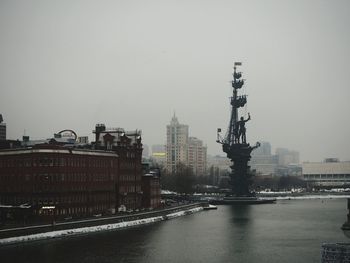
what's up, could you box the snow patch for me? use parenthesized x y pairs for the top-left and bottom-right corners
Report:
(0, 207), (203, 245)
(274, 195), (350, 200)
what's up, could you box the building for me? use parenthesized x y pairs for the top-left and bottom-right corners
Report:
(0, 114), (6, 141)
(206, 155), (232, 186)
(250, 142), (278, 176)
(207, 155), (231, 173)
(142, 144), (150, 158)
(141, 166), (161, 209)
(93, 124), (143, 210)
(151, 152), (166, 166)
(166, 114), (189, 173)
(250, 154), (278, 176)
(165, 114), (207, 176)
(253, 141), (272, 156)
(78, 136), (89, 144)
(150, 144), (166, 166)
(249, 142), (300, 176)
(0, 124), (161, 224)
(0, 144), (118, 222)
(276, 148), (299, 166)
(303, 158), (350, 187)
(152, 144), (166, 154)
(188, 137), (207, 176)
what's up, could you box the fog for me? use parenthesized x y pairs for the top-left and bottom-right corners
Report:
(1, 0), (349, 162)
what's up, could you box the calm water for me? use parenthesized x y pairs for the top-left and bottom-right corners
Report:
(0, 198), (348, 263)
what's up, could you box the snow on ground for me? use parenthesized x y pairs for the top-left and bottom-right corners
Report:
(273, 195), (350, 200)
(165, 207), (203, 219)
(0, 207), (203, 246)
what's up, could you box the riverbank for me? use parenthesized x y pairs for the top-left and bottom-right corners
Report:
(0, 203), (205, 245)
(0, 198), (346, 263)
(190, 192), (350, 202)
(257, 192), (350, 199)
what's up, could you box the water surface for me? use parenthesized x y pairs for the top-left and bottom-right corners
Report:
(0, 198), (348, 263)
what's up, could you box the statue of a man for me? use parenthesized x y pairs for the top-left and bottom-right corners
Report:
(237, 113), (251, 144)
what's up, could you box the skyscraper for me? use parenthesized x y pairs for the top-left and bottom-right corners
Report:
(166, 114), (207, 176)
(166, 114), (189, 173)
(188, 137), (207, 176)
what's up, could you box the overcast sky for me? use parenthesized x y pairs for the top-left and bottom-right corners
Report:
(1, 0), (349, 162)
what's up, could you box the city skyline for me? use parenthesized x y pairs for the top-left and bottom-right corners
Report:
(1, 1), (349, 162)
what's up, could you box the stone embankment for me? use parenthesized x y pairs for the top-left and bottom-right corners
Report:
(0, 203), (206, 245)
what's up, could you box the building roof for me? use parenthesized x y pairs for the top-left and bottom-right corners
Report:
(0, 147), (118, 157)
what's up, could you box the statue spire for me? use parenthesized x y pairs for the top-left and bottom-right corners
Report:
(216, 62), (260, 196)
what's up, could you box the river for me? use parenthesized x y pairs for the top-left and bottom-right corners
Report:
(0, 198), (348, 263)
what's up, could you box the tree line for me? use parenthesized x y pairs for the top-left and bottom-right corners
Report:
(159, 163), (306, 194)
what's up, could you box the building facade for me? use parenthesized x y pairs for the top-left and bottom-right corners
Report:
(166, 115), (207, 176)
(93, 124), (144, 210)
(276, 148), (299, 166)
(0, 124), (161, 224)
(150, 144), (166, 166)
(250, 142), (278, 175)
(142, 169), (161, 209)
(303, 158), (350, 187)
(249, 142), (300, 176)
(166, 115), (189, 173)
(188, 137), (207, 176)
(0, 145), (118, 222)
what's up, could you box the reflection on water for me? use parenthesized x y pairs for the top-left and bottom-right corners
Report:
(230, 205), (252, 225)
(0, 199), (348, 263)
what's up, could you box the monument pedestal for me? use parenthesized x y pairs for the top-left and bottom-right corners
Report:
(210, 196), (276, 205)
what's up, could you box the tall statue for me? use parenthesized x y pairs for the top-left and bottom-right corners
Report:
(216, 63), (260, 197)
(237, 113), (250, 144)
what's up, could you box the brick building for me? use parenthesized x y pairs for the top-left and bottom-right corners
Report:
(0, 144), (118, 222)
(0, 124), (161, 224)
(142, 168), (161, 209)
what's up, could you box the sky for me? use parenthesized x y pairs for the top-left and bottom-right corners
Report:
(0, 0), (349, 162)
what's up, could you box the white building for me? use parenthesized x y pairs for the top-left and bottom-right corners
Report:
(303, 158), (350, 187)
(166, 114), (189, 173)
(165, 114), (207, 176)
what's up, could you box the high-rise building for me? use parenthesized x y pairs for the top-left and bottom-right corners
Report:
(188, 137), (207, 176)
(166, 114), (189, 173)
(165, 114), (207, 176)
(0, 114), (6, 141)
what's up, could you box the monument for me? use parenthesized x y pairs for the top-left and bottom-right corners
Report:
(215, 62), (275, 204)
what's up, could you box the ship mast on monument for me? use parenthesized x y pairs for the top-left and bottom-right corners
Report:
(217, 62), (261, 198)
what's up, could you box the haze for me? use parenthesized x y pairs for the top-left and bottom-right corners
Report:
(0, 0), (349, 162)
